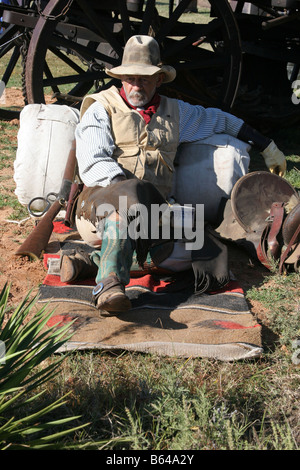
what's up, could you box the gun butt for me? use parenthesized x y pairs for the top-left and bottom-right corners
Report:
(15, 199), (62, 260)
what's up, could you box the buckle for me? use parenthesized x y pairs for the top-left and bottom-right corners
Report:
(92, 282), (104, 297)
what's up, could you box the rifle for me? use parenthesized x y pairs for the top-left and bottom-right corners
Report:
(15, 141), (77, 261)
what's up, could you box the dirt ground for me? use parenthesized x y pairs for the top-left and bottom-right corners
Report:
(0, 207), (45, 301)
(0, 87), (26, 108)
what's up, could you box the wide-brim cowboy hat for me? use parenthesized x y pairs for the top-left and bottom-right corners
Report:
(105, 35), (176, 84)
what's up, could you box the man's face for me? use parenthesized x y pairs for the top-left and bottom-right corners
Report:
(121, 73), (164, 107)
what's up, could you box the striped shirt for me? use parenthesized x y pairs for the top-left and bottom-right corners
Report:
(75, 96), (244, 188)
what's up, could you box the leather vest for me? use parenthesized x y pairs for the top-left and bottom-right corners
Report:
(80, 86), (180, 198)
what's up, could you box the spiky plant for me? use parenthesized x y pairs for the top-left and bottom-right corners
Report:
(0, 283), (103, 449)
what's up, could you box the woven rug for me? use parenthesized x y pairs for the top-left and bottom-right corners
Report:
(38, 229), (263, 361)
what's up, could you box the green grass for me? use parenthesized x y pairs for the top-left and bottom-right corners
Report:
(44, 348), (299, 450)
(247, 272), (300, 347)
(1, 119), (299, 450)
(0, 121), (28, 219)
(0, 193), (27, 219)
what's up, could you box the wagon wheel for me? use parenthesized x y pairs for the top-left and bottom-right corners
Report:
(0, 0), (38, 120)
(25, 0), (242, 110)
(0, 26), (21, 119)
(25, 0), (242, 112)
(0, 0), (29, 119)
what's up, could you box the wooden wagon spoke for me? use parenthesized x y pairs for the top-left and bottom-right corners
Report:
(138, 0), (156, 35)
(174, 56), (227, 71)
(43, 60), (60, 95)
(0, 14), (29, 119)
(155, 0), (192, 43)
(48, 45), (87, 75)
(117, 0), (132, 43)
(161, 21), (223, 60)
(0, 24), (20, 48)
(49, 33), (120, 67)
(42, 70), (106, 87)
(75, 0), (123, 58)
(1, 44), (20, 82)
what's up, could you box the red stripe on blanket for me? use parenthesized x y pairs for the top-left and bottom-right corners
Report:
(42, 254), (244, 295)
(127, 274), (171, 292)
(47, 314), (74, 327)
(209, 281), (244, 295)
(213, 320), (260, 330)
(43, 254), (96, 286)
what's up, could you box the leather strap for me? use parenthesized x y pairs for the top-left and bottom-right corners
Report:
(257, 202), (285, 269)
(267, 202), (285, 259)
(92, 274), (122, 301)
(279, 223), (300, 274)
(257, 224), (272, 269)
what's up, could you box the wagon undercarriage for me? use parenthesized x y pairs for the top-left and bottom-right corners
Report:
(0, 0), (299, 128)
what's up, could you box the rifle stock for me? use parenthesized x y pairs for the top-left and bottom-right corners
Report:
(15, 141), (77, 260)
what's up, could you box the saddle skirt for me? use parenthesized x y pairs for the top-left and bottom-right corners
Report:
(216, 171), (300, 274)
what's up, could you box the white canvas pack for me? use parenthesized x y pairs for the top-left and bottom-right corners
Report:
(14, 103), (80, 212)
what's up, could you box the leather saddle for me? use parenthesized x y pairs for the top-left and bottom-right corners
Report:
(216, 171), (300, 273)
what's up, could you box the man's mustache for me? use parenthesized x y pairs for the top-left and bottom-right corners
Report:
(128, 91), (146, 99)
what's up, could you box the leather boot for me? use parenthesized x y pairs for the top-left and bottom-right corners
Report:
(60, 247), (98, 283)
(92, 274), (131, 314)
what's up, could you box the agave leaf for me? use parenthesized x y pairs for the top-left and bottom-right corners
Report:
(3, 305), (55, 353)
(0, 388), (27, 414)
(0, 293), (38, 342)
(0, 284), (114, 450)
(0, 293), (74, 391)
(5, 393), (72, 427)
(18, 416), (85, 436)
(0, 349), (27, 365)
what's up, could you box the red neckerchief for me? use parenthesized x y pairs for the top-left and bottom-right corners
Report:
(120, 86), (161, 124)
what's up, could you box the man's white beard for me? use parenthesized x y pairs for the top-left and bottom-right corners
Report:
(125, 89), (155, 108)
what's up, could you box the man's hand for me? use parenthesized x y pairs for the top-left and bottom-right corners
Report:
(261, 140), (287, 177)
